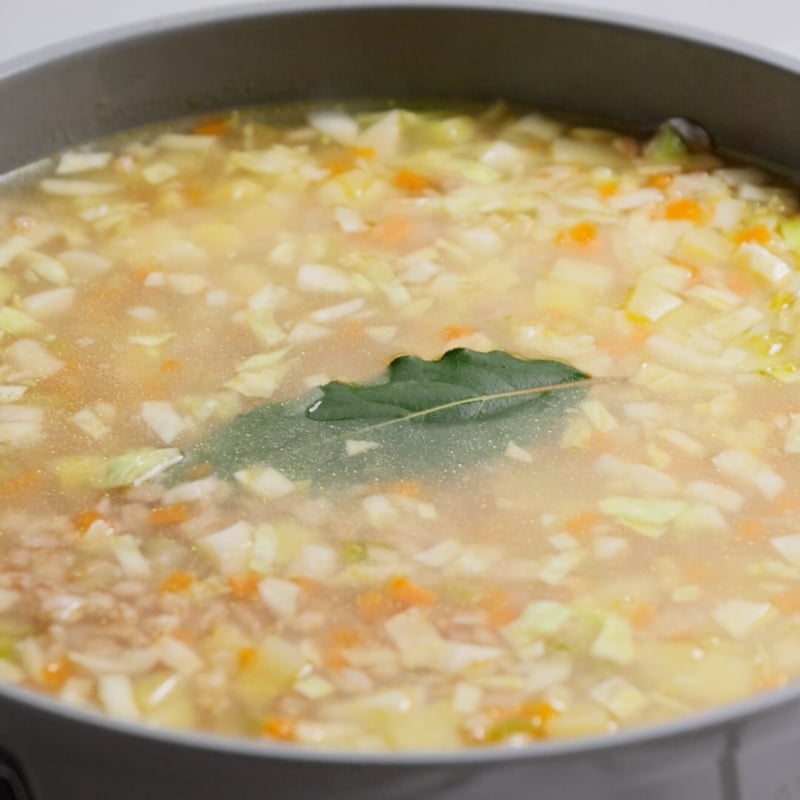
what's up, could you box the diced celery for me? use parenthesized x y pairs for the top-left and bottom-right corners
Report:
(501, 600), (571, 653)
(598, 496), (686, 538)
(590, 677), (647, 720)
(201, 521), (253, 574)
(364, 701), (460, 750)
(545, 703), (612, 738)
(99, 448), (182, 488)
(590, 613), (635, 665)
(712, 600), (772, 638)
(233, 636), (306, 708)
(778, 215), (800, 252)
(0, 306), (40, 335)
(644, 124), (687, 162)
(673, 228), (734, 268)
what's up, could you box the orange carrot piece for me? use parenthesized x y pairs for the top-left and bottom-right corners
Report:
(664, 198), (703, 221)
(597, 181), (618, 198)
(386, 575), (437, 607)
(262, 715), (297, 741)
(327, 627), (364, 649)
(191, 117), (227, 136)
(0, 470), (39, 498)
(160, 358), (180, 373)
(355, 589), (399, 622)
(324, 158), (354, 176)
(563, 510), (599, 536)
(183, 184), (204, 207)
(160, 571), (194, 593)
(734, 224), (771, 245)
(73, 509), (104, 534)
(352, 145), (375, 159)
(324, 648), (349, 669)
(441, 324), (476, 343)
(149, 504), (190, 527)
(372, 215), (411, 245)
(629, 602), (656, 628)
(647, 173), (673, 190)
(290, 576), (322, 596)
(386, 479), (423, 499)
(774, 587), (800, 614)
(41, 658), (74, 691)
(392, 169), (432, 193)
(479, 587), (517, 628)
(227, 573), (260, 599)
(237, 646), (257, 669)
(737, 518), (768, 543)
(567, 221), (598, 244)
(726, 270), (756, 297)
(170, 627), (197, 644)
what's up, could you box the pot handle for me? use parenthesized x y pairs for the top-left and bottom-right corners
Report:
(0, 755), (32, 800)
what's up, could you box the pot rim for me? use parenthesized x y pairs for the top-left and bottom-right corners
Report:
(1, 0), (800, 766)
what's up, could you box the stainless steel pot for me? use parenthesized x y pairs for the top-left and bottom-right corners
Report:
(2, 4), (800, 799)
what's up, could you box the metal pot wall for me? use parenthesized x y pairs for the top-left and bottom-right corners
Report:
(2, 4), (800, 799)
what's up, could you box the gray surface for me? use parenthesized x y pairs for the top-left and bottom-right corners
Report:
(1, 0), (800, 61)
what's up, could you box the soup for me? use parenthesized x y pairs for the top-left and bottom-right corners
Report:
(2, 105), (800, 749)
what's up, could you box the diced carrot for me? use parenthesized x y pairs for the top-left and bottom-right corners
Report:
(160, 571), (194, 593)
(774, 587), (800, 614)
(664, 198), (703, 222)
(41, 658), (74, 691)
(441, 325), (476, 343)
(170, 627), (196, 644)
(647, 173), (673, 190)
(772, 492), (800, 514)
(0, 470), (39, 498)
(563, 510), (599, 536)
(355, 589), (399, 622)
(290, 576), (321, 596)
(734, 224), (771, 245)
(392, 169), (433, 193)
(324, 158), (354, 176)
(327, 627), (364, 649)
(185, 462), (213, 480)
(629, 602), (656, 628)
(726, 270), (756, 297)
(479, 700), (556, 743)
(262, 715), (297, 741)
(385, 575), (437, 607)
(131, 259), (161, 282)
(324, 648), (349, 669)
(567, 221), (598, 244)
(160, 358), (180, 373)
(149, 504), (190, 527)
(372, 215), (411, 245)
(737, 518), (768, 543)
(597, 181), (618, 198)
(227, 573), (260, 599)
(237, 646), (257, 669)
(191, 117), (227, 137)
(352, 145), (375, 159)
(183, 184), (204, 207)
(479, 586), (517, 628)
(73, 509), (104, 534)
(386, 479), (422, 499)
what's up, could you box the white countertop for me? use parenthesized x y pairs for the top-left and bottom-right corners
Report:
(1, 0), (799, 63)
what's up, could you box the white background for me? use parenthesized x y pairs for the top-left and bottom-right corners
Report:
(0, 0), (799, 63)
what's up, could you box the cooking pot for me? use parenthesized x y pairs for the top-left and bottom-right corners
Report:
(2, 3), (800, 799)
